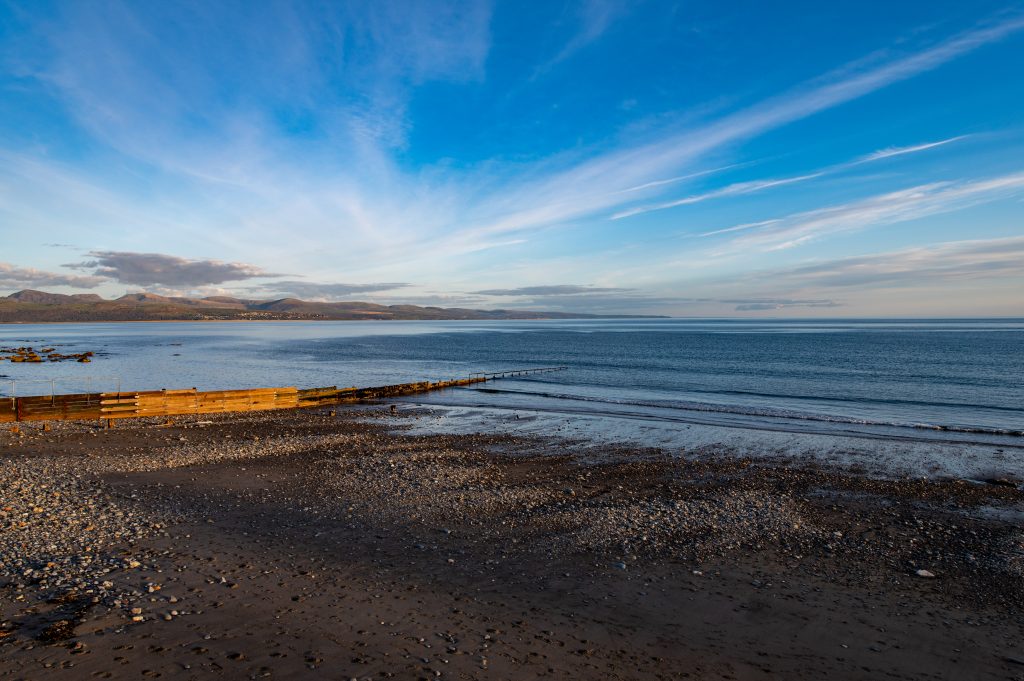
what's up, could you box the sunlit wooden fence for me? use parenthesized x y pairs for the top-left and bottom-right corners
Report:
(0, 377), (487, 424)
(0, 367), (567, 425)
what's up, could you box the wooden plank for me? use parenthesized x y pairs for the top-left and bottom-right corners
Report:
(18, 410), (102, 422)
(18, 405), (102, 414)
(19, 404), (102, 415)
(16, 396), (101, 406)
(298, 387), (338, 398)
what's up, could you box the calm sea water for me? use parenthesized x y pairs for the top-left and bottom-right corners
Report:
(2, 319), (1022, 475)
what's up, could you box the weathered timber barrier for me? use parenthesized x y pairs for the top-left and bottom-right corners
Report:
(0, 387), (300, 423)
(297, 377), (486, 407)
(0, 370), (558, 424)
(469, 366), (567, 380)
(1, 392), (104, 423)
(102, 387), (300, 419)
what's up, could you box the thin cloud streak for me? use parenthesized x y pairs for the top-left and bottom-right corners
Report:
(707, 171), (1024, 251)
(616, 164), (748, 193)
(855, 135), (968, 163)
(612, 173), (824, 220)
(532, 0), (623, 78)
(698, 219), (782, 238)
(613, 134), (968, 220)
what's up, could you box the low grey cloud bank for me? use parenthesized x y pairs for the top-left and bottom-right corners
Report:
(251, 281), (412, 299)
(774, 235), (1024, 288)
(0, 262), (105, 290)
(473, 285), (634, 296)
(68, 251), (275, 287)
(728, 299), (841, 311)
(374, 294), (488, 307)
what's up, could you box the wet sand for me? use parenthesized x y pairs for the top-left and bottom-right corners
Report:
(2, 407), (1023, 680)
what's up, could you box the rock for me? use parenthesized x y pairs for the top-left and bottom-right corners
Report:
(612, 562), (627, 570)
(915, 569), (936, 578)
(983, 478), (1019, 489)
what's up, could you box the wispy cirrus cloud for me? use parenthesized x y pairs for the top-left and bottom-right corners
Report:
(854, 135), (968, 163)
(616, 163), (750, 194)
(612, 173), (825, 219)
(612, 134), (968, 220)
(7, 8), (1022, 283)
(453, 16), (1024, 244)
(68, 251), (277, 287)
(713, 171), (1024, 251)
(25, 2), (494, 171)
(532, 0), (624, 78)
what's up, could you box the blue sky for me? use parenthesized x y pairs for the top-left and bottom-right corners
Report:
(1, 0), (1023, 316)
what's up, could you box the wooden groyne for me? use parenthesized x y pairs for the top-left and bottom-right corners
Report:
(0, 367), (567, 424)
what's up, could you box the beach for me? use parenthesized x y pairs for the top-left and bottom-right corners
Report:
(2, 406), (1022, 680)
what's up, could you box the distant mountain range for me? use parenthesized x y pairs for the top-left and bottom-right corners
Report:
(0, 290), (661, 322)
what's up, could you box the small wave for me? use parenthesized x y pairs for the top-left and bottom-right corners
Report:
(470, 387), (1024, 437)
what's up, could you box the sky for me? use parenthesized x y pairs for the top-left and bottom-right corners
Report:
(1, 0), (1023, 317)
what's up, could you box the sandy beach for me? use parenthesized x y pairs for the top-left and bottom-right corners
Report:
(2, 406), (1022, 680)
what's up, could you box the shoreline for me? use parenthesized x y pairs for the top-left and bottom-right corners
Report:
(0, 318), (603, 326)
(2, 408), (1023, 679)
(0, 315), (667, 327)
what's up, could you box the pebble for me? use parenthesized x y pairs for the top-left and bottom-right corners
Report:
(2, 406), (1021, 641)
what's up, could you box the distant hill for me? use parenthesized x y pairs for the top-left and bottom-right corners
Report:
(7, 290), (105, 304)
(0, 289), (662, 322)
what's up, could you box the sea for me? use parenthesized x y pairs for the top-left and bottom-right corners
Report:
(2, 319), (1022, 479)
